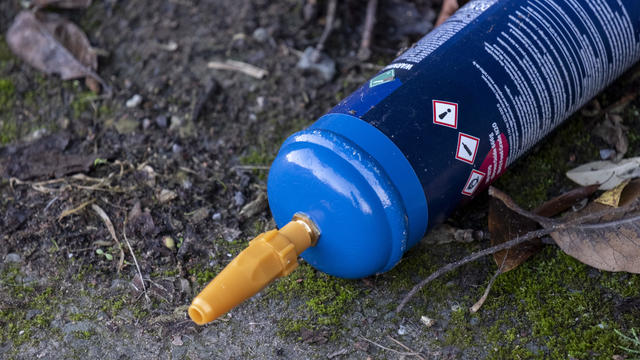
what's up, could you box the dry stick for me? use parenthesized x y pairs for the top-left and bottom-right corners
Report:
(312, 0), (337, 62)
(91, 204), (125, 272)
(387, 335), (426, 360)
(123, 216), (150, 303)
(489, 186), (640, 228)
(397, 187), (640, 313)
(58, 199), (96, 222)
(357, 0), (378, 61)
(396, 227), (553, 313)
(470, 251), (507, 313)
(358, 336), (422, 357)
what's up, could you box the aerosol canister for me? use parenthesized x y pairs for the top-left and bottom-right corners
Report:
(188, 0), (640, 325)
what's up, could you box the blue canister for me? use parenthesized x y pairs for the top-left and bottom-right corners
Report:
(268, 0), (640, 279)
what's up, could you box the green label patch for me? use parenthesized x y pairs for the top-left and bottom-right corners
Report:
(369, 69), (395, 88)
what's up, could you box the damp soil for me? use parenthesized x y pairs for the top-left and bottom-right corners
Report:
(1, 1), (640, 359)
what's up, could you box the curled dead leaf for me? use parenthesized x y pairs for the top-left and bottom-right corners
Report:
(566, 157), (640, 190)
(491, 185), (640, 274)
(6, 11), (109, 94)
(489, 185), (598, 271)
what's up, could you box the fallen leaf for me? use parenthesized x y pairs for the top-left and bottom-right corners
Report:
(491, 186), (640, 274)
(490, 185), (599, 271)
(593, 113), (628, 161)
(0, 132), (98, 180)
(489, 197), (542, 272)
(566, 157), (640, 190)
(533, 184), (600, 217)
(6, 11), (108, 93)
(551, 202), (640, 273)
(595, 179), (632, 207)
(32, 0), (92, 9)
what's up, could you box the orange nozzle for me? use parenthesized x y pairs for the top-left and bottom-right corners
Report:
(188, 213), (320, 325)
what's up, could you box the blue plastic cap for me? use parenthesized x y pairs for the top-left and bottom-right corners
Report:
(267, 114), (428, 279)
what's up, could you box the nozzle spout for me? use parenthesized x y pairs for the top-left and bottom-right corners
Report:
(188, 214), (319, 325)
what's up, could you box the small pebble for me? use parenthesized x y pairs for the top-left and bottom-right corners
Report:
(5, 253), (21, 263)
(126, 94), (142, 108)
(420, 315), (435, 328)
(171, 335), (183, 346)
(397, 324), (408, 336)
(158, 189), (177, 203)
(155, 115), (168, 128)
(233, 191), (245, 207)
(211, 212), (222, 221)
(252, 27), (269, 42)
(599, 148), (616, 160)
(172, 144), (183, 154)
(142, 118), (152, 130)
(297, 47), (336, 82)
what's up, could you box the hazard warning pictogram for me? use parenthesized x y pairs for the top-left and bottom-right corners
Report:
(432, 100), (458, 128)
(462, 169), (485, 196)
(456, 132), (480, 164)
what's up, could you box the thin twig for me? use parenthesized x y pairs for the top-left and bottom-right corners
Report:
(312, 0), (337, 62)
(396, 228), (553, 313)
(207, 60), (268, 79)
(57, 199), (95, 221)
(232, 165), (270, 171)
(358, 336), (421, 357)
(387, 335), (426, 360)
(397, 187), (640, 313)
(91, 204), (125, 272)
(124, 216), (150, 303)
(357, 0), (377, 61)
(470, 251), (507, 313)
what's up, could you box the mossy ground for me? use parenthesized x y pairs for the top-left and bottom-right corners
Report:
(2, 0), (640, 358)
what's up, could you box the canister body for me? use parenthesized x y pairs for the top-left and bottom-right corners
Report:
(268, 0), (640, 278)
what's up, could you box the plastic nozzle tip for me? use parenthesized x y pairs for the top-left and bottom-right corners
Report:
(188, 214), (319, 325)
(188, 297), (216, 325)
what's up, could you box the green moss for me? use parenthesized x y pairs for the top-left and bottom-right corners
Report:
(0, 266), (58, 347)
(72, 329), (95, 340)
(70, 91), (98, 119)
(480, 247), (631, 359)
(240, 147), (275, 180)
(495, 115), (596, 209)
(188, 264), (219, 286)
(271, 263), (358, 335)
(600, 272), (640, 298)
(0, 78), (15, 108)
(68, 313), (94, 322)
(0, 118), (18, 145)
(443, 308), (475, 348)
(100, 294), (128, 317)
(0, 36), (13, 64)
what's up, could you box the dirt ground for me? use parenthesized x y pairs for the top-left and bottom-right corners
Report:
(1, 0), (640, 359)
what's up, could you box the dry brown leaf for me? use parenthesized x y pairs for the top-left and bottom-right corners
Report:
(489, 198), (541, 272)
(489, 185), (599, 271)
(32, 0), (92, 9)
(595, 179), (631, 207)
(492, 185), (640, 274)
(6, 11), (109, 93)
(551, 202), (640, 273)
